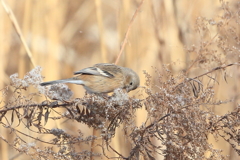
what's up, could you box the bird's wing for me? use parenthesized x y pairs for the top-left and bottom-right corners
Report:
(74, 63), (121, 78)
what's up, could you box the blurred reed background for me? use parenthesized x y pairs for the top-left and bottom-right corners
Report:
(1, 0), (240, 159)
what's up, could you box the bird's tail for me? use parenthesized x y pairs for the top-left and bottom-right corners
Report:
(40, 78), (84, 86)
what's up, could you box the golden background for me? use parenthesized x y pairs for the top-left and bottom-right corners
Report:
(0, 0), (240, 159)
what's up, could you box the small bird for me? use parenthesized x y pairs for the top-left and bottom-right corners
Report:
(40, 63), (140, 94)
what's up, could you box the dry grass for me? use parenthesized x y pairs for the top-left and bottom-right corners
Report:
(1, 0), (240, 159)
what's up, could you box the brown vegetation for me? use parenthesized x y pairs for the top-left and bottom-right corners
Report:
(1, 0), (240, 159)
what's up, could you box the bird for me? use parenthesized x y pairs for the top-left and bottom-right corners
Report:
(40, 63), (140, 94)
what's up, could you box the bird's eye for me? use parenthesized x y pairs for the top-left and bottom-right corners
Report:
(130, 82), (133, 86)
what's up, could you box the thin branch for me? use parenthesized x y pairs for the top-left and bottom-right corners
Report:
(175, 62), (240, 89)
(114, 0), (145, 65)
(109, 144), (127, 159)
(1, 0), (36, 67)
(0, 102), (75, 114)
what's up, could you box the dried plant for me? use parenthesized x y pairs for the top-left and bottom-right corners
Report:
(1, 60), (240, 160)
(1, 0), (240, 160)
